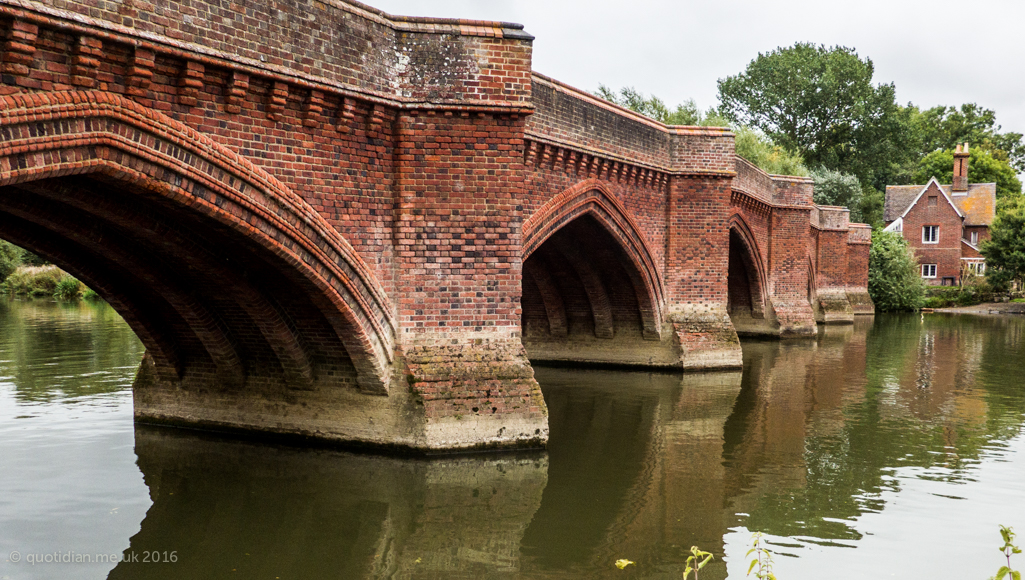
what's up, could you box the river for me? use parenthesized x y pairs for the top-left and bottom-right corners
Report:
(1, 298), (1024, 579)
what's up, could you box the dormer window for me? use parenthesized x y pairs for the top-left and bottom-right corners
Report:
(923, 225), (939, 244)
(971, 231), (979, 245)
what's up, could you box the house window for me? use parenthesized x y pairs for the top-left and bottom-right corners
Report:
(928, 195), (938, 206)
(922, 264), (937, 278)
(965, 261), (986, 275)
(971, 231), (979, 245)
(923, 225), (939, 243)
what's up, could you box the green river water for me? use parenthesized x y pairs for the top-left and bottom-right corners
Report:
(1, 298), (1024, 579)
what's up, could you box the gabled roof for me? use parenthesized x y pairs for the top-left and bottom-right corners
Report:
(884, 179), (996, 226)
(887, 177), (963, 221)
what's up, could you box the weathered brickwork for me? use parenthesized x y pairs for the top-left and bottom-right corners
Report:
(0, 0), (870, 452)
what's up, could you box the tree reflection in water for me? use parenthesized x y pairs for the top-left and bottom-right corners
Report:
(3, 300), (1025, 579)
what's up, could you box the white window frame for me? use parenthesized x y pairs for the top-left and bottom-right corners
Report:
(970, 231), (979, 245)
(922, 225), (939, 244)
(922, 264), (937, 278)
(963, 260), (986, 275)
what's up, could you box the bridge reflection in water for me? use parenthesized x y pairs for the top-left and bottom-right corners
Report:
(5, 300), (1025, 579)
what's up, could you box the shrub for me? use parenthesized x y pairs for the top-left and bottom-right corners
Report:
(811, 167), (864, 222)
(4, 265), (70, 296)
(869, 229), (925, 312)
(53, 276), (83, 301)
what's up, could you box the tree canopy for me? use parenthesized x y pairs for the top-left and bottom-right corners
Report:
(595, 85), (711, 126)
(717, 43), (915, 191)
(734, 126), (809, 176)
(913, 104), (1025, 173)
(913, 148), (1022, 198)
(982, 196), (1025, 290)
(811, 168), (864, 222)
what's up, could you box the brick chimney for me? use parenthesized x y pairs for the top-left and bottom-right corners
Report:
(953, 142), (969, 192)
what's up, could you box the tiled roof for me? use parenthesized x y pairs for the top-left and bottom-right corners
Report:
(883, 183), (996, 226)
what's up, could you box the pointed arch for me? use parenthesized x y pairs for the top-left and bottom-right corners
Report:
(0, 91), (394, 393)
(728, 214), (769, 319)
(523, 179), (665, 337)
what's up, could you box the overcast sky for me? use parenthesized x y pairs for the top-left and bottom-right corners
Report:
(372, 0), (1025, 139)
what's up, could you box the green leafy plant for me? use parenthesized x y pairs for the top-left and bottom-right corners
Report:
(53, 276), (83, 301)
(682, 546), (713, 580)
(746, 532), (777, 580)
(4, 265), (65, 296)
(868, 229), (925, 312)
(0, 239), (23, 284)
(994, 525), (1022, 580)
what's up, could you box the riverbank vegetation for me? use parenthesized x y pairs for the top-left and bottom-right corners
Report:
(867, 230), (924, 312)
(0, 240), (95, 301)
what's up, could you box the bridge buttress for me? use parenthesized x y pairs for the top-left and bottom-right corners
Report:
(390, 110), (548, 451)
(846, 225), (875, 315)
(765, 177), (818, 336)
(665, 174), (743, 370)
(811, 206), (857, 324)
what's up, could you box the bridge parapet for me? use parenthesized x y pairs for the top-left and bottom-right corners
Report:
(770, 174), (814, 206)
(813, 205), (852, 230)
(732, 157), (775, 205)
(0, 0), (533, 111)
(526, 74), (734, 176)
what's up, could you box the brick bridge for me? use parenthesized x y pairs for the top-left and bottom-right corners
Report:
(0, 0), (872, 452)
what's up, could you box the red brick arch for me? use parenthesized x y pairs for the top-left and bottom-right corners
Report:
(523, 179), (665, 338)
(728, 214), (769, 318)
(0, 91), (394, 394)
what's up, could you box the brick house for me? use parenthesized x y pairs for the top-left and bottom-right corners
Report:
(883, 145), (995, 285)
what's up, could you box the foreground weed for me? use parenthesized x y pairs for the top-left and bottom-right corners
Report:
(993, 525), (1021, 580)
(682, 545), (713, 580)
(747, 532), (777, 579)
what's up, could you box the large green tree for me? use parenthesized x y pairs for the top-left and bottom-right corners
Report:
(717, 43), (917, 191)
(982, 196), (1025, 290)
(913, 148), (1022, 198)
